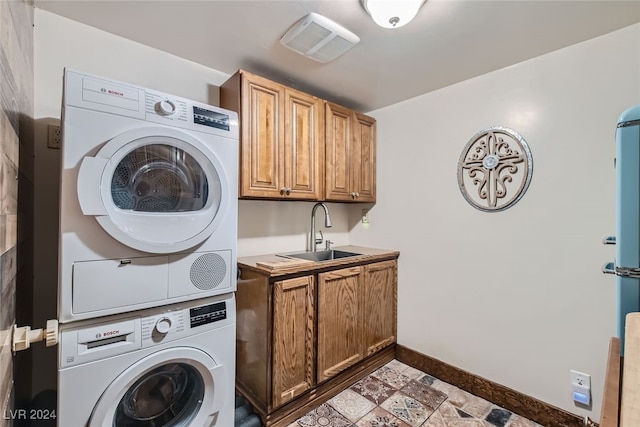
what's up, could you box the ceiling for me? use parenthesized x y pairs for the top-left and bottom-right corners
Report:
(34, 0), (640, 112)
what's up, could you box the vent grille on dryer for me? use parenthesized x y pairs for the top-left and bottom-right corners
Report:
(190, 253), (226, 290)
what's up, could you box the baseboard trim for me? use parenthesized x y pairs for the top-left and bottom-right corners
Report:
(396, 345), (589, 427)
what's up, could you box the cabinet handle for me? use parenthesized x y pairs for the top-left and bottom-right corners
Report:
(286, 187), (292, 195)
(280, 187), (286, 195)
(351, 192), (356, 198)
(355, 192), (359, 198)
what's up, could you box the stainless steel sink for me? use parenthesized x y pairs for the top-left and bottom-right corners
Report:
(285, 250), (362, 262)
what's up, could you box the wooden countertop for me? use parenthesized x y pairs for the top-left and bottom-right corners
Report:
(237, 245), (400, 277)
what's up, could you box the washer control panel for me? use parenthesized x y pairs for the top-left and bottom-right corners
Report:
(140, 300), (228, 347)
(190, 301), (227, 327)
(154, 316), (173, 334)
(141, 311), (186, 345)
(59, 294), (235, 367)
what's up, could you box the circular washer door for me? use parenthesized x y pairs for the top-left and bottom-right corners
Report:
(77, 127), (231, 253)
(89, 348), (226, 427)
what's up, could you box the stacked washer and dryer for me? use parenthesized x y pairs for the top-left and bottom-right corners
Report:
(57, 69), (239, 427)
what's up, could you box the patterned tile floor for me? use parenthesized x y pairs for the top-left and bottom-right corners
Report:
(287, 360), (543, 427)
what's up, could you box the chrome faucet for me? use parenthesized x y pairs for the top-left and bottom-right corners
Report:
(310, 202), (332, 252)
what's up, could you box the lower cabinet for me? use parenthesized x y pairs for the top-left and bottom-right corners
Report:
(236, 258), (398, 426)
(317, 266), (364, 382)
(272, 275), (315, 407)
(317, 261), (398, 382)
(362, 260), (398, 356)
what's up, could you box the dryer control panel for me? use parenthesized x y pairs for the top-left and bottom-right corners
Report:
(145, 93), (189, 122)
(63, 69), (238, 140)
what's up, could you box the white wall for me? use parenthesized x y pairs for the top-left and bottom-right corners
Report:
(32, 9), (352, 395)
(351, 23), (640, 419)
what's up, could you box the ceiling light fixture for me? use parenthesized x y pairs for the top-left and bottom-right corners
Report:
(362, 0), (426, 29)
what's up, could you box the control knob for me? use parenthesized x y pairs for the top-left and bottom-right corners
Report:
(154, 317), (172, 335)
(157, 100), (176, 116)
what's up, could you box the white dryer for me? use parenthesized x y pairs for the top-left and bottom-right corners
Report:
(58, 293), (235, 427)
(59, 69), (238, 323)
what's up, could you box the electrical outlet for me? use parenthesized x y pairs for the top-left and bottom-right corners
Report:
(47, 124), (61, 149)
(570, 370), (591, 406)
(570, 370), (591, 387)
(361, 209), (369, 224)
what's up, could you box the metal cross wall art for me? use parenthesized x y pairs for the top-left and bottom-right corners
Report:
(457, 126), (533, 212)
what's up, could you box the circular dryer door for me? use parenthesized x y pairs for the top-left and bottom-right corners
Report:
(77, 126), (231, 253)
(88, 348), (226, 427)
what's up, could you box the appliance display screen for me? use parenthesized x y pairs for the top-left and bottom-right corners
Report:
(193, 106), (230, 131)
(190, 302), (226, 328)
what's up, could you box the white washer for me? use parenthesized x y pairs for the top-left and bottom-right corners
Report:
(58, 293), (235, 427)
(59, 69), (239, 323)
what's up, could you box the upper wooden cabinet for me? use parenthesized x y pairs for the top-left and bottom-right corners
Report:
(220, 70), (324, 200)
(325, 102), (377, 203)
(221, 70), (376, 202)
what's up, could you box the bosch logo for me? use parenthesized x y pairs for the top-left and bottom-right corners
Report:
(103, 330), (120, 337)
(100, 87), (124, 97)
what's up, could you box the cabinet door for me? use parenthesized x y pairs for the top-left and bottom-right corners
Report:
(272, 276), (315, 408)
(362, 261), (397, 356)
(325, 102), (354, 201)
(240, 73), (284, 198)
(284, 88), (323, 200)
(352, 112), (376, 202)
(317, 266), (363, 382)
(325, 104), (377, 202)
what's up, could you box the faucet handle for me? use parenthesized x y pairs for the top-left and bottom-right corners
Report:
(315, 230), (324, 246)
(325, 240), (334, 251)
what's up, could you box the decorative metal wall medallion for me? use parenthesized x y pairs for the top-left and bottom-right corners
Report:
(457, 127), (533, 212)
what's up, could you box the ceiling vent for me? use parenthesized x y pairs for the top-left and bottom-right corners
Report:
(280, 12), (360, 63)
